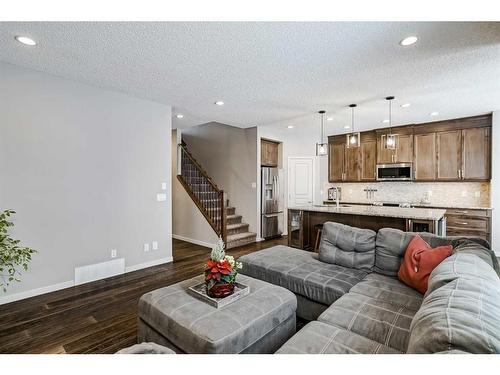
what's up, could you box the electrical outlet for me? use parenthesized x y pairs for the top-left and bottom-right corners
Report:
(144, 243), (150, 252)
(475, 191), (481, 198)
(110, 249), (117, 258)
(152, 241), (158, 250)
(461, 191), (467, 197)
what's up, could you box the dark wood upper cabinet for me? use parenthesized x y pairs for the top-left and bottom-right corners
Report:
(328, 131), (376, 182)
(376, 126), (413, 164)
(328, 114), (491, 183)
(360, 138), (377, 180)
(462, 127), (491, 180)
(436, 130), (462, 180)
(329, 141), (345, 182)
(261, 139), (279, 167)
(414, 133), (436, 180)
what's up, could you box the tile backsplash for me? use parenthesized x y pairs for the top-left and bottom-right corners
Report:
(323, 181), (491, 208)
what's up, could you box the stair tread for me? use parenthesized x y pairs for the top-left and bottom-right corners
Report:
(226, 214), (242, 219)
(227, 232), (257, 242)
(226, 223), (249, 230)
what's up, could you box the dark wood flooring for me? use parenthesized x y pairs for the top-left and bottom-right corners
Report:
(0, 237), (287, 354)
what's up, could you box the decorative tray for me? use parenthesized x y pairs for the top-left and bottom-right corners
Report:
(187, 282), (250, 309)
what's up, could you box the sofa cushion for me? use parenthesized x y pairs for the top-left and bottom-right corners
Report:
(374, 228), (457, 277)
(398, 235), (452, 294)
(318, 293), (417, 352)
(349, 273), (423, 311)
(318, 222), (376, 271)
(276, 321), (400, 354)
(239, 245), (367, 305)
(407, 252), (500, 354)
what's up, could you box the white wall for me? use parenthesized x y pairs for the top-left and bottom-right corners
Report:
(0, 62), (173, 303)
(171, 129), (219, 247)
(491, 111), (500, 255)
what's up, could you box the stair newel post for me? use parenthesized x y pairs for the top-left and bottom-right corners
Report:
(221, 190), (227, 246)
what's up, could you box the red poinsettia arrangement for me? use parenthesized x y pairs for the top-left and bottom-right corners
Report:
(204, 238), (242, 298)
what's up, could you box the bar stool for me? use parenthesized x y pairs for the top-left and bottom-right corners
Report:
(314, 224), (323, 252)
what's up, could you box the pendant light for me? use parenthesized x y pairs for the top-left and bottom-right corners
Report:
(346, 104), (360, 148)
(383, 96), (397, 150)
(316, 110), (328, 156)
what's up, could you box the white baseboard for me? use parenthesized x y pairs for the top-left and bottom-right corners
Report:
(125, 256), (173, 273)
(0, 256), (174, 306)
(0, 280), (74, 305)
(172, 234), (212, 248)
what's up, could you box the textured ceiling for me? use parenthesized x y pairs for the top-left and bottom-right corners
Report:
(0, 22), (499, 135)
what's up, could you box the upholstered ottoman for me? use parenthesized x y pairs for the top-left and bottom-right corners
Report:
(138, 274), (297, 354)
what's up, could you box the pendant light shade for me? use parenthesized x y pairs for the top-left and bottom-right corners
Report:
(316, 110), (328, 156)
(383, 96), (398, 150)
(346, 104), (360, 148)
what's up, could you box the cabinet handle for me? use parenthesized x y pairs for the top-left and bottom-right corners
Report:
(455, 210), (468, 214)
(457, 222), (469, 225)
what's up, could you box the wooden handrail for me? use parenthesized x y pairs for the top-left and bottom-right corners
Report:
(177, 143), (227, 244)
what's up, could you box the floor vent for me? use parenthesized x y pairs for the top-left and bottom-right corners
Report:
(74, 258), (125, 285)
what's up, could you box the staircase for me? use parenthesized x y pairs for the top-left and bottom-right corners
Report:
(177, 142), (256, 249)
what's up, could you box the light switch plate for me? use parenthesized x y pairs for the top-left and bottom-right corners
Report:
(110, 249), (117, 258)
(144, 243), (150, 252)
(161, 182), (167, 190)
(156, 193), (167, 201)
(152, 241), (158, 250)
(251, 182), (257, 188)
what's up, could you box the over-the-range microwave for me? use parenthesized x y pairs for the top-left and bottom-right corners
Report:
(376, 163), (413, 181)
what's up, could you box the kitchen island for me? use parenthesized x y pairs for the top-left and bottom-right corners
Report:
(288, 204), (446, 250)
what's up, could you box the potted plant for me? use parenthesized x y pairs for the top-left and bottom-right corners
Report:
(204, 238), (242, 298)
(0, 210), (37, 292)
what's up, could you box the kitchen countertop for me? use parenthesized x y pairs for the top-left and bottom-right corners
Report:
(290, 204), (447, 221)
(323, 200), (492, 210)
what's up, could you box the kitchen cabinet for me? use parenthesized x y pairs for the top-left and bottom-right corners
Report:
(328, 141), (345, 182)
(261, 139), (279, 167)
(414, 133), (436, 180)
(462, 127), (490, 180)
(328, 131), (376, 182)
(376, 126), (413, 164)
(444, 208), (491, 243)
(436, 130), (462, 180)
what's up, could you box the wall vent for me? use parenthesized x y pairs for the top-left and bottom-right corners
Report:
(74, 258), (125, 285)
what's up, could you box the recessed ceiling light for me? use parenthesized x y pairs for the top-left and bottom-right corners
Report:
(287, 125), (294, 129)
(175, 114), (184, 119)
(15, 36), (37, 46)
(430, 111), (439, 116)
(327, 117), (333, 121)
(382, 119), (390, 124)
(400, 36), (418, 46)
(214, 101), (224, 106)
(401, 103), (411, 108)
(344, 125), (350, 130)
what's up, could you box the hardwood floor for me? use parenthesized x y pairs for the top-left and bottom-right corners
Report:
(0, 237), (287, 354)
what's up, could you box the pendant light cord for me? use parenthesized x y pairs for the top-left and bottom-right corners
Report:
(321, 112), (324, 142)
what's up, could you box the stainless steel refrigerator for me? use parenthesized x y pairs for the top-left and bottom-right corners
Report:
(261, 167), (283, 239)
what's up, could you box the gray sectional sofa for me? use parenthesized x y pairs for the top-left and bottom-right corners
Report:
(239, 222), (500, 354)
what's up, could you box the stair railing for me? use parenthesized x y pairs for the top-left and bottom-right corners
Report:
(177, 143), (227, 245)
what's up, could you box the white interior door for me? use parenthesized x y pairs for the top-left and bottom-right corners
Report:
(288, 157), (314, 206)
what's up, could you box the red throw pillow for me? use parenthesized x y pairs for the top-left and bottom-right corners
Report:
(398, 235), (452, 294)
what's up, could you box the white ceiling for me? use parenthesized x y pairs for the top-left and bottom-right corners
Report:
(1, 22), (499, 135)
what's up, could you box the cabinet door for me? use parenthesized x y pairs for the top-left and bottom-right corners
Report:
(462, 127), (490, 180)
(345, 146), (361, 181)
(329, 142), (345, 182)
(269, 142), (279, 167)
(436, 130), (461, 180)
(260, 141), (269, 166)
(360, 139), (376, 180)
(377, 134), (394, 164)
(414, 133), (436, 180)
(395, 134), (413, 163)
